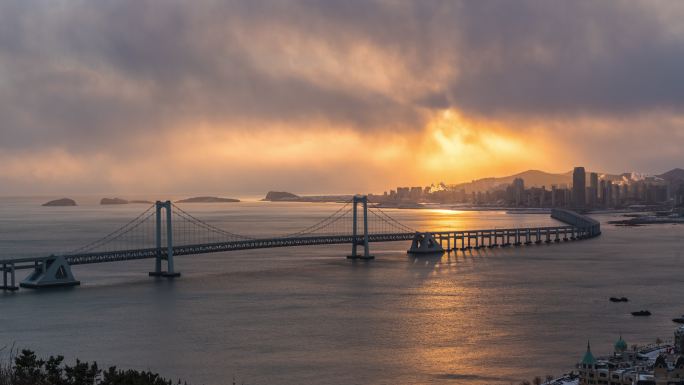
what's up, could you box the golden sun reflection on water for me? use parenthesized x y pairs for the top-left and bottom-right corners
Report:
(396, 250), (524, 384)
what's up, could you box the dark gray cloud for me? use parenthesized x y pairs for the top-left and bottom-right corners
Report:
(0, 0), (683, 160)
(443, 1), (684, 117)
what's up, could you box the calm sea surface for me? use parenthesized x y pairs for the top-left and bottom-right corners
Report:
(1, 196), (683, 385)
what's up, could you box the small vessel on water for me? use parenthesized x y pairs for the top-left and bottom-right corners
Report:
(609, 297), (629, 302)
(631, 310), (652, 316)
(672, 316), (684, 324)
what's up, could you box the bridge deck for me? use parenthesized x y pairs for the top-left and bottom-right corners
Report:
(1, 225), (581, 268)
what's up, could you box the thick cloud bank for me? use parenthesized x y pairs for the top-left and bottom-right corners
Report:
(1, 1), (683, 194)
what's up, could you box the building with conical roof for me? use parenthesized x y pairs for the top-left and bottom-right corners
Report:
(614, 334), (628, 354)
(582, 341), (597, 366)
(578, 341), (597, 384)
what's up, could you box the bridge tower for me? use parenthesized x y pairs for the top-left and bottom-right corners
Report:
(149, 200), (181, 278)
(347, 195), (374, 260)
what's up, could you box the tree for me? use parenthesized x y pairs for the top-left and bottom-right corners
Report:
(1, 350), (186, 385)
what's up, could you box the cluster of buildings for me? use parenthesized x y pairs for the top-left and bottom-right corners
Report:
(504, 167), (671, 210)
(573, 326), (684, 385)
(372, 167), (684, 210)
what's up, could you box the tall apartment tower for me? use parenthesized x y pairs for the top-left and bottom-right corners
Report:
(513, 178), (525, 206)
(589, 173), (598, 207)
(573, 167), (586, 208)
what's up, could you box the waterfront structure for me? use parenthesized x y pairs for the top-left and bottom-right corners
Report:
(576, 326), (684, 385)
(573, 167), (587, 208)
(0, 199), (601, 291)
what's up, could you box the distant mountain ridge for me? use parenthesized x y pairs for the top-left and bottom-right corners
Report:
(658, 168), (684, 181)
(451, 170), (572, 193)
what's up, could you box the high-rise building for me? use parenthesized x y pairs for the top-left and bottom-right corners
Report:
(605, 181), (613, 207)
(572, 167), (586, 208)
(588, 173), (598, 207)
(513, 178), (525, 206)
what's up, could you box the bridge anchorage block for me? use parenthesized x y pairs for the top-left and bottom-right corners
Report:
(407, 233), (445, 255)
(20, 256), (80, 289)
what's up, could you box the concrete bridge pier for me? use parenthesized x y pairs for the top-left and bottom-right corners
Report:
(500, 232), (507, 247)
(490, 231), (499, 247)
(348, 195), (374, 260)
(2, 263), (18, 291)
(149, 201), (181, 277)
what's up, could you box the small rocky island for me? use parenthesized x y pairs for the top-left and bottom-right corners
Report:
(263, 191), (301, 201)
(42, 198), (77, 206)
(176, 196), (240, 203)
(100, 197), (128, 205)
(261, 191), (352, 203)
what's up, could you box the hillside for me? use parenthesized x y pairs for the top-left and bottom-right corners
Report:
(658, 168), (684, 182)
(452, 170), (573, 193)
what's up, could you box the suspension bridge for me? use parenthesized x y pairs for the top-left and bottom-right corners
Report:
(0, 196), (600, 291)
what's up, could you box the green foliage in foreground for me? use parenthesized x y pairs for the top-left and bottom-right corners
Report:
(0, 349), (187, 385)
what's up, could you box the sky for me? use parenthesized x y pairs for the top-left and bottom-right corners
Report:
(1, 0), (684, 196)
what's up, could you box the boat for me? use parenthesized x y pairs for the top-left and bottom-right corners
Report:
(672, 316), (684, 324)
(631, 310), (651, 316)
(610, 297), (629, 302)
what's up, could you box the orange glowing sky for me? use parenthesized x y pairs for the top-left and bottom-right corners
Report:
(1, 1), (684, 195)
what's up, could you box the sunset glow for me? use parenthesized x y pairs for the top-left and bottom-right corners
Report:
(1, 1), (683, 195)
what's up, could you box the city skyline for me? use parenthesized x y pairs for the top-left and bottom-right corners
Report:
(2, 1), (684, 195)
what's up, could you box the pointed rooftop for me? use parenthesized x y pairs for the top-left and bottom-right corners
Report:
(581, 341), (597, 366)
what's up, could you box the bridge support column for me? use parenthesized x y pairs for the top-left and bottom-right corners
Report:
(150, 200), (181, 277)
(2, 263), (18, 291)
(347, 195), (374, 260)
